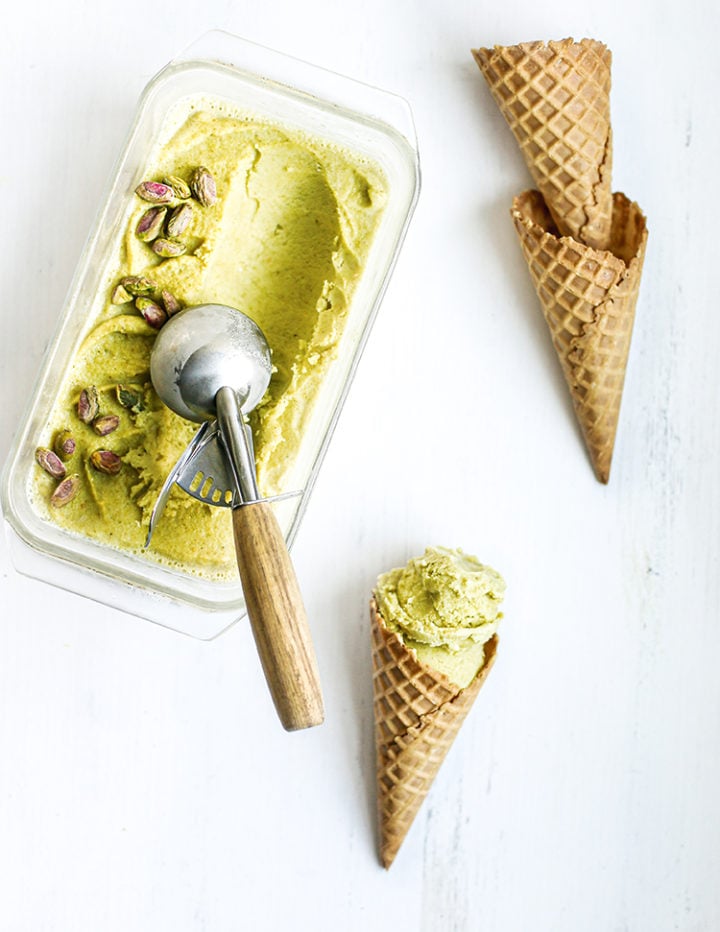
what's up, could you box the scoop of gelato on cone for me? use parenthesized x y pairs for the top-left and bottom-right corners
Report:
(370, 547), (505, 868)
(473, 38), (613, 250)
(511, 189), (648, 482)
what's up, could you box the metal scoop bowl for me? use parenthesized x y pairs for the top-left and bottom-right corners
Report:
(149, 304), (324, 731)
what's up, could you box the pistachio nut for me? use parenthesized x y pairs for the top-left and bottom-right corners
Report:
(115, 385), (144, 412)
(163, 175), (191, 199)
(90, 450), (122, 475)
(53, 429), (76, 460)
(135, 181), (174, 204)
(152, 238), (187, 258)
(35, 446), (67, 479)
(190, 166), (217, 207)
(111, 283), (132, 305)
(77, 385), (100, 424)
(136, 296), (168, 329)
(92, 414), (120, 436)
(120, 275), (157, 296)
(166, 203), (193, 238)
(50, 474), (80, 507)
(160, 290), (182, 317)
(135, 206), (167, 242)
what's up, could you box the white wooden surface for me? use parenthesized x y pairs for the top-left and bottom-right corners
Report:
(1, 2), (718, 930)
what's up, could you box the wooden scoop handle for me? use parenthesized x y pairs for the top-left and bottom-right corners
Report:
(232, 500), (324, 731)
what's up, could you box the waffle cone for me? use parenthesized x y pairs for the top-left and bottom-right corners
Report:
(473, 38), (613, 249)
(512, 188), (648, 482)
(371, 598), (498, 868)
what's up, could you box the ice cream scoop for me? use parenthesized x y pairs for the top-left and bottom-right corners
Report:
(149, 303), (324, 731)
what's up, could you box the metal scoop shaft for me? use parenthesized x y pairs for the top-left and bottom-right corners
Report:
(149, 304), (324, 731)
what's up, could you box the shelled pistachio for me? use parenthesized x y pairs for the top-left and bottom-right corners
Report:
(152, 238), (187, 258)
(111, 283), (132, 304)
(163, 175), (191, 199)
(135, 206), (167, 242)
(53, 430), (76, 460)
(120, 275), (156, 296)
(77, 386), (100, 424)
(136, 296), (167, 329)
(90, 450), (122, 475)
(135, 181), (174, 204)
(161, 290), (182, 316)
(92, 415), (120, 436)
(190, 166), (217, 207)
(35, 447), (66, 479)
(166, 203), (192, 238)
(115, 385), (144, 412)
(50, 474), (80, 507)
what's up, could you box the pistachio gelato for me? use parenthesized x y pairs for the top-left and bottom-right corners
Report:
(33, 103), (387, 578)
(374, 546), (506, 687)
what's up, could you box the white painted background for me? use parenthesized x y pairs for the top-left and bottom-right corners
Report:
(1, 1), (718, 930)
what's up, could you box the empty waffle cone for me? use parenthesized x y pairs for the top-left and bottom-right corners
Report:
(512, 188), (648, 482)
(371, 597), (498, 868)
(473, 38), (613, 250)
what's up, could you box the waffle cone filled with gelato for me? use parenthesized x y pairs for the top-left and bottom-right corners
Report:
(370, 547), (505, 868)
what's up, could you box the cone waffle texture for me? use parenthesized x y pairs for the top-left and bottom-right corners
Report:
(512, 189), (648, 482)
(371, 598), (497, 868)
(473, 39), (613, 250)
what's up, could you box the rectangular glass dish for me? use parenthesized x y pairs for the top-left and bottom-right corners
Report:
(0, 31), (419, 638)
